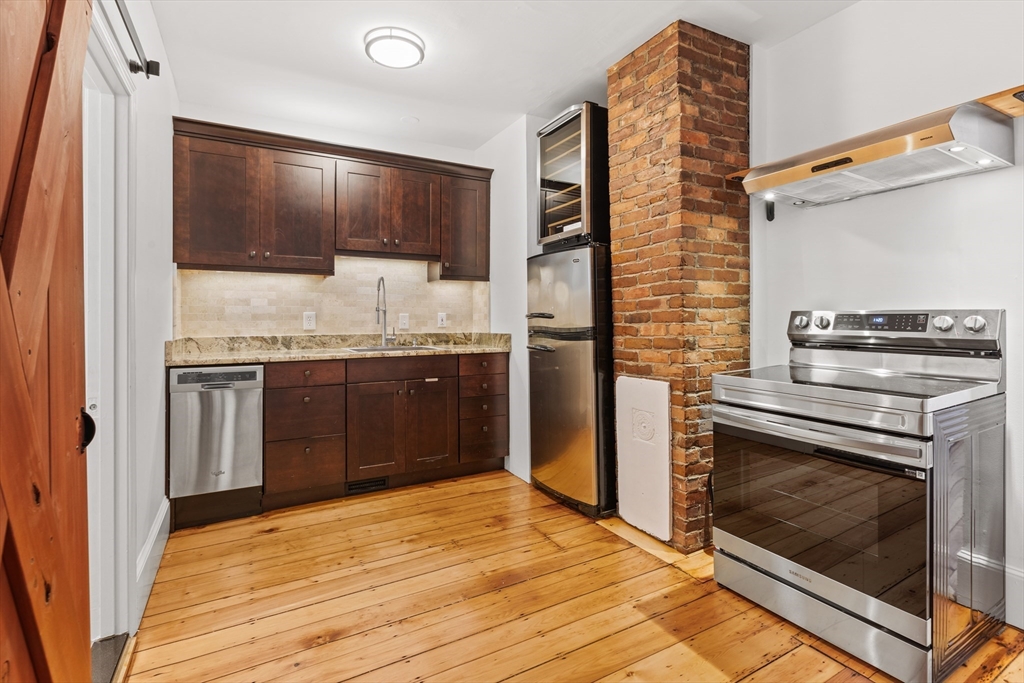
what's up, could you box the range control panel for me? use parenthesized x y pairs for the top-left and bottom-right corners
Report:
(834, 313), (930, 332)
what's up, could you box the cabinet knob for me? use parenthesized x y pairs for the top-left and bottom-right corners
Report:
(303, 396), (311, 403)
(304, 370), (311, 377)
(482, 404), (488, 411)
(482, 383), (487, 390)
(249, 251), (256, 259)
(481, 361), (487, 368)
(444, 262), (450, 269)
(264, 251), (271, 259)
(305, 447), (311, 454)
(482, 426), (488, 432)
(397, 389), (403, 395)
(383, 238), (388, 245)
(409, 389), (415, 395)
(394, 239), (400, 246)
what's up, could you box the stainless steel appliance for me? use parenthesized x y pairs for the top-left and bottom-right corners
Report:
(169, 365), (264, 498)
(537, 102), (609, 249)
(712, 310), (1007, 683)
(527, 245), (614, 516)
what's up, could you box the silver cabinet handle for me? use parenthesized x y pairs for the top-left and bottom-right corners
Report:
(409, 389), (415, 395)
(264, 251), (270, 259)
(303, 396), (311, 403)
(482, 383), (487, 390)
(482, 426), (488, 432)
(482, 404), (488, 411)
(305, 447), (311, 454)
(527, 344), (556, 352)
(304, 370), (311, 377)
(444, 262), (450, 268)
(526, 312), (554, 319)
(249, 251), (256, 258)
(481, 361), (488, 368)
(394, 239), (400, 246)
(397, 389), (403, 395)
(383, 238), (388, 245)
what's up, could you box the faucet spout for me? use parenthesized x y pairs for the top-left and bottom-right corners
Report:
(376, 277), (387, 347)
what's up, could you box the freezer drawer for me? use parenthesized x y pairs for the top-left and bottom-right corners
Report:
(169, 366), (264, 498)
(528, 337), (598, 506)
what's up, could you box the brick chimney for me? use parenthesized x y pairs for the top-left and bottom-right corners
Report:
(607, 21), (750, 552)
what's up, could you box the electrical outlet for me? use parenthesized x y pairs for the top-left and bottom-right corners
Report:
(303, 311), (316, 331)
(398, 313), (409, 329)
(437, 312), (447, 328)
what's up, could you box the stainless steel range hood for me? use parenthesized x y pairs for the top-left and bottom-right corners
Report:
(732, 86), (1021, 208)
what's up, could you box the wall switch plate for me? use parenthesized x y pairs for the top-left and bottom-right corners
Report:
(437, 312), (447, 328)
(399, 313), (409, 329)
(303, 311), (316, 331)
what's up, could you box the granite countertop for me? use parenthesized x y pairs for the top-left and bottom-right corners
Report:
(165, 333), (511, 367)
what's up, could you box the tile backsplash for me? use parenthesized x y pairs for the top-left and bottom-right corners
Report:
(175, 256), (489, 338)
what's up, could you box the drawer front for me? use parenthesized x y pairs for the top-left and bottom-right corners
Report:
(459, 395), (508, 420)
(265, 360), (346, 388)
(458, 353), (507, 376)
(265, 385), (346, 441)
(459, 373), (508, 398)
(460, 439), (510, 463)
(347, 355), (458, 383)
(460, 415), (509, 447)
(265, 435), (346, 495)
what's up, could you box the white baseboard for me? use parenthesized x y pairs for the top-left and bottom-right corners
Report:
(1006, 562), (1023, 628)
(132, 497), (169, 629)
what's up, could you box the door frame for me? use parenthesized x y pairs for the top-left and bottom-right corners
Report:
(83, 2), (140, 638)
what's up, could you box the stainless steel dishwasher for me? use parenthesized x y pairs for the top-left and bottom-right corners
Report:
(169, 365), (263, 498)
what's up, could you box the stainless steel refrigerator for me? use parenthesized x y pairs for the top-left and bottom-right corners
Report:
(527, 244), (615, 516)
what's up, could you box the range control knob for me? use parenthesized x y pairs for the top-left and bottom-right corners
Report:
(933, 316), (955, 332)
(813, 316), (831, 330)
(793, 315), (810, 329)
(963, 316), (987, 333)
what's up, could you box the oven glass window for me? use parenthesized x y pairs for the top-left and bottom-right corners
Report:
(714, 425), (928, 618)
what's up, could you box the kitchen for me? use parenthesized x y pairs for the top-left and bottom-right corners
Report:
(1, 2), (1021, 683)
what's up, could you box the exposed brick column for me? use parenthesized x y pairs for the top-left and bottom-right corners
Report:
(607, 21), (750, 552)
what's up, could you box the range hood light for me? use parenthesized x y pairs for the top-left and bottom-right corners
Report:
(793, 200), (805, 205)
(949, 146), (966, 152)
(364, 27), (425, 69)
(764, 192), (776, 200)
(977, 158), (993, 165)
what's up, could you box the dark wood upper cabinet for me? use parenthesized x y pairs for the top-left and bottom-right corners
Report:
(439, 176), (490, 281)
(173, 136), (260, 267)
(336, 160), (390, 252)
(258, 149), (335, 272)
(390, 169), (441, 257)
(405, 378), (459, 472)
(347, 380), (406, 481)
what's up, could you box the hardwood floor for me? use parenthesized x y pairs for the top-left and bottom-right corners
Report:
(127, 471), (1024, 682)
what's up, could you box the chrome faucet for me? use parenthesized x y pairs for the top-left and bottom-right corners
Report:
(376, 277), (396, 347)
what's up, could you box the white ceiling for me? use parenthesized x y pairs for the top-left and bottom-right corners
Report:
(151, 0), (857, 150)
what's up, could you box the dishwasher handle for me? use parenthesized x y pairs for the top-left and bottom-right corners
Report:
(201, 382), (235, 390)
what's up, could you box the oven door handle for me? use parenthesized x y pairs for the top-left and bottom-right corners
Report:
(713, 404), (929, 466)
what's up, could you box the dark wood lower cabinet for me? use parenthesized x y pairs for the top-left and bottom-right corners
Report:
(346, 380), (406, 480)
(406, 378), (459, 472)
(265, 385), (346, 442)
(264, 435), (346, 495)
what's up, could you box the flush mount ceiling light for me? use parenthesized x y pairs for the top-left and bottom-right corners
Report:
(365, 27), (425, 69)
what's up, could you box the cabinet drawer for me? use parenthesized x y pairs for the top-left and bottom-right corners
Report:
(460, 415), (509, 446)
(347, 355), (458, 383)
(459, 373), (507, 398)
(265, 435), (345, 495)
(265, 386), (346, 441)
(265, 360), (346, 388)
(459, 395), (508, 420)
(459, 353), (507, 376)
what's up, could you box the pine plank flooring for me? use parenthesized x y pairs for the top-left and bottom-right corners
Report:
(127, 471), (1024, 682)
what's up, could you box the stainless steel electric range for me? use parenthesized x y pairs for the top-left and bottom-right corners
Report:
(711, 310), (1007, 683)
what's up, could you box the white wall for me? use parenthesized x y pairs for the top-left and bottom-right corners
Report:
(474, 114), (545, 481)
(751, 0), (1024, 627)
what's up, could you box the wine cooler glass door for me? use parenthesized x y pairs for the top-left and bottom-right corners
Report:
(540, 113), (584, 243)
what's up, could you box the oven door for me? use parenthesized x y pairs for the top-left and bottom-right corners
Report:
(712, 403), (932, 646)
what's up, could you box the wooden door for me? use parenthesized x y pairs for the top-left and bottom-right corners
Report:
(258, 148), (335, 273)
(172, 136), (260, 267)
(346, 381), (406, 480)
(390, 168), (440, 257)
(440, 176), (489, 280)
(0, 0), (93, 679)
(336, 159), (390, 253)
(405, 378), (458, 472)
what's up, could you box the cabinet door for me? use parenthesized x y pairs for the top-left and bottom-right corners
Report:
(347, 381), (406, 480)
(336, 160), (390, 252)
(440, 176), (489, 280)
(258, 149), (335, 272)
(390, 168), (441, 256)
(406, 378), (459, 472)
(173, 136), (260, 267)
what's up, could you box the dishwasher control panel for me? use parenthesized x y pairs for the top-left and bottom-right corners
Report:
(176, 369), (259, 384)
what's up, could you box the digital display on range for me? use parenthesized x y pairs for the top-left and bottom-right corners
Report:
(833, 313), (930, 332)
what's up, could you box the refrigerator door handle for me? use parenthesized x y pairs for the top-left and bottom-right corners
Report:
(526, 312), (555, 319)
(527, 344), (556, 353)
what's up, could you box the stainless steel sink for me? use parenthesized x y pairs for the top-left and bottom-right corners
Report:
(345, 345), (443, 353)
